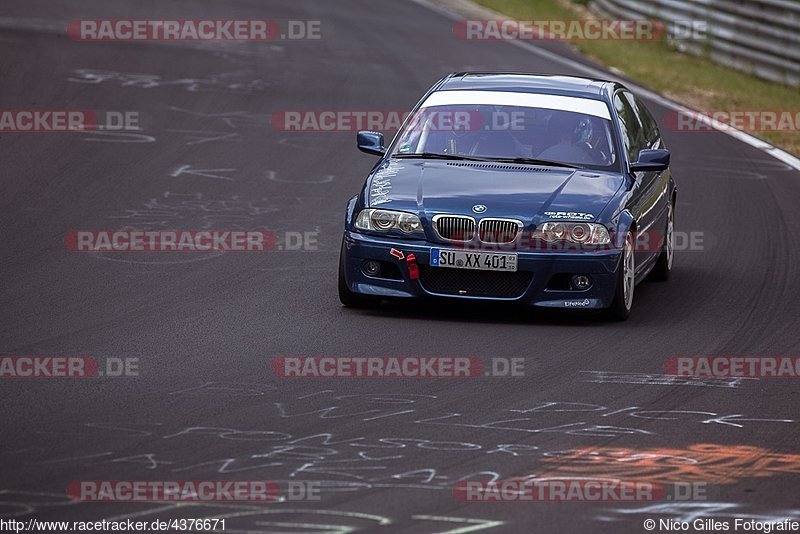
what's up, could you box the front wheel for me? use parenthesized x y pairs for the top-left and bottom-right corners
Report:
(338, 239), (380, 309)
(605, 230), (635, 321)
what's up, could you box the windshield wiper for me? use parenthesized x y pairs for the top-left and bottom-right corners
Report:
(393, 152), (491, 162)
(487, 157), (580, 169)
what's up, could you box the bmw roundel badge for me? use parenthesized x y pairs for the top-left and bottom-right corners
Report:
(472, 204), (487, 214)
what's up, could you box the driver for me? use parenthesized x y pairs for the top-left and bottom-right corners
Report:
(537, 112), (597, 165)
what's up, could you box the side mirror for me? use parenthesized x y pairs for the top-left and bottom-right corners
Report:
(630, 149), (670, 172)
(357, 131), (386, 156)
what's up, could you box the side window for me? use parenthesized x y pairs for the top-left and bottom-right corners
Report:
(613, 93), (643, 163)
(628, 93), (661, 148)
(621, 91), (650, 157)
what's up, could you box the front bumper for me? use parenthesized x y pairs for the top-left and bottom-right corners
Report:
(341, 230), (623, 309)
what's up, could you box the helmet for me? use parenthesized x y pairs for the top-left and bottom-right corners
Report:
(575, 117), (593, 144)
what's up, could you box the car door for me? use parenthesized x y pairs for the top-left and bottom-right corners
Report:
(613, 90), (666, 271)
(628, 92), (671, 267)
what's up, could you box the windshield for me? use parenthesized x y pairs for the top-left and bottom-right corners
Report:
(390, 96), (618, 171)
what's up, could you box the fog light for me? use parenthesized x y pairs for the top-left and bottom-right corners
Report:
(571, 275), (592, 290)
(362, 260), (382, 277)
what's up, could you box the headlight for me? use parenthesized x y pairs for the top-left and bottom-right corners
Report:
(355, 209), (423, 235)
(534, 222), (610, 245)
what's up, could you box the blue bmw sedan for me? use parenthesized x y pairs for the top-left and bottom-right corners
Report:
(339, 73), (676, 320)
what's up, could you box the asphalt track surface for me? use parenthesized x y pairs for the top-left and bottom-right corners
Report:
(2, 1), (800, 533)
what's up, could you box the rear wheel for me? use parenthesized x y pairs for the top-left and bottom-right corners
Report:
(338, 239), (380, 309)
(605, 230), (635, 321)
(649, 202), (674, 282)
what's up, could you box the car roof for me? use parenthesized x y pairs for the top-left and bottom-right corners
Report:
(438, 72), (617, 100)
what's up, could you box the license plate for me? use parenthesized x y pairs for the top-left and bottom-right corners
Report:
(431, 249), (518, 272)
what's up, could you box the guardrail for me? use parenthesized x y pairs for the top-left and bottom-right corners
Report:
(589, 0), (800, 87)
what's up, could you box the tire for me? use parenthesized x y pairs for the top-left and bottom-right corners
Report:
(338, 239), (380, 309)
(649, 201), (674, 282)
(605, 230), (635, 321)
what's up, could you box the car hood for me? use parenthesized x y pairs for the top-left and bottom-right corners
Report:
(366, 159), (624, 223)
